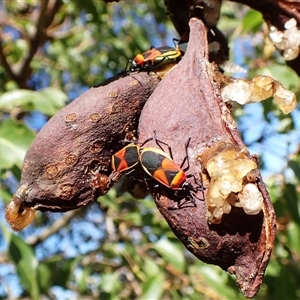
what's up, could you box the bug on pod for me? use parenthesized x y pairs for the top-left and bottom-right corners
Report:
(111, 134), (202, 204)
(127, 44), (184, 72)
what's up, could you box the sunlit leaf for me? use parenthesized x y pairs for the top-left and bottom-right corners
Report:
(2, 226), (40, 299)
(0, 88), (67, 116)
(264, 64), (300, 91)
(76, 267), (91, 294)
(153, 238), (184, 272)
(123, 211), (143, 225)
(142, 257), (160, 278)
(242, 10), (263, 33)
(287, 222), (300, 253)
(191, 265), (243, 300)
(0, 187), (12, 204)
(99, 272), (121, 293)
(0, 119), (35, 169)
(141, 273), (164, 300)
(37, 263), (52, 293)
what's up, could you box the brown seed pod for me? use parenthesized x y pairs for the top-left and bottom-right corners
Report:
(5, 72), (160, 231)
(138, 18), (276, 298)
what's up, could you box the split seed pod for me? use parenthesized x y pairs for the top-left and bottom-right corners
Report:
(138, 18), (276, 298)
(6, 73), (160, 231)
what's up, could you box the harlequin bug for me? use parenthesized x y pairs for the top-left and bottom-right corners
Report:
(127, 44), (184, 73)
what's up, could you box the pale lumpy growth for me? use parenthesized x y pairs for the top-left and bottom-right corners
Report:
(237, 183), (263, 215)
(269, 18), (300, 61)
(221, 75), (297, 114)
(202, 142), (261, 224)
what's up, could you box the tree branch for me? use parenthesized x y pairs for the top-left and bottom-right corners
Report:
(12, 0), (62, 88)
(15, 0), (50, 88)
(0, 36), (16, 82)
(25, 209), (80, 247)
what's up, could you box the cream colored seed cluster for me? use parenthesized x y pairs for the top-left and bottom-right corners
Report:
(204, 143), (262, 224)
(269, 18), (300, 61)
(221, 75), (297, 114)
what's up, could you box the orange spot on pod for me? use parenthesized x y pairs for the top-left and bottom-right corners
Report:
(45, 164), (59, 179)
(188, 236), (208, 249)
(89, 113), (101, 122)
(65, 113), (77, 122)
(59, 183), (74, 199)
(64, 153), (78, 166)
(90, 141), (104, 153)
(107, 90), (118, 98)
(111, 101), (123, 114)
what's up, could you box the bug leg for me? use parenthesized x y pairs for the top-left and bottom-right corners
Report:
(139, 137), (153, 148)
(186, 174), (203, 190)
(153, 131), (174, 159)
(124, 60), (135, 73)
(180, 137), (192, 172)
(174, 189), (197, 207)
(186, 173), (205, 201)
(119, 135), (153, 147)
(172, 38), (179, 47)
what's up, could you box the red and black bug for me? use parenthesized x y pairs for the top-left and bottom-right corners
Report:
(111, 143), (140, 173)
(127, 44), (184, 73)
(111, 133), (203, 204)
(139, 135), (202, 204)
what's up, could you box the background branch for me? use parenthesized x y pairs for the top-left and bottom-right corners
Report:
(26, 209), (80, 247)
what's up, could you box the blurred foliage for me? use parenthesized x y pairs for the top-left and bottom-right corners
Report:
(0, 1), (300, 299)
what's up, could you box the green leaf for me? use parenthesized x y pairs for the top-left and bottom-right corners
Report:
(242, 10), (263, 33)
(123, 211), (143, 226)
(76, 267), (91, 294)
(2, 226), (40, 299)
(142, 257), (160, 278)
(43, 255), (80, 288)
(98, 189), (117, 208)
(192, 265), (242, 300)
(263, 64), (300, 91)
(267, 263), (300, 299)
(37, 262), (52, 293)
(283, 183), (300, 225)
(0, 187), (12, 204)
(141, 273), (164, 300)
(153, 238), (184, 272)
(0, 88), (67, 116)
(288, 160), (300, 181)
(34, 88), (68, 115)
(287, 222), (300, 253)
(99, 272), (121, 294)
(0, 119), (35, 169)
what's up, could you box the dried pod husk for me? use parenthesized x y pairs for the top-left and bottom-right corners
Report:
(138, 18), (276, 298)
(6, 72), (160, 230)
